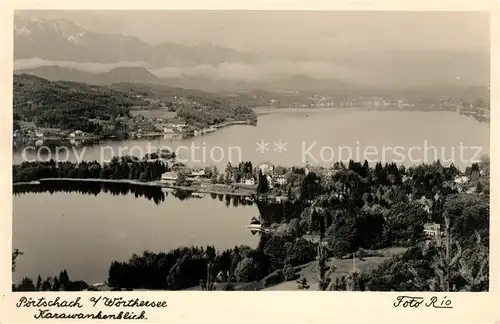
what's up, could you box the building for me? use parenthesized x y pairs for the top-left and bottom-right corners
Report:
(423, 223), (441, 238)
(244, 177), (255, 185)
(240, 177), (255, 185)
(266, 175), (274, 189)
(454, 175), (470, 184)
(161, 171), (179, 184)
(163, 127), (176, 134)
(191, 169), (206, 177)
(273, 175), (287, 186)
(258, 162), (275, 175)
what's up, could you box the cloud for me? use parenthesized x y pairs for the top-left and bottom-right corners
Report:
(14, 58), (150, 73)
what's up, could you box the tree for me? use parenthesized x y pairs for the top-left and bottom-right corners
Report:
(12, 249), (23, 272)
(234, 257), (257, 282)
(41, 278), (52, 291)
(52, 277), (61, 291)
(204, 246), (216, 291)
(309, 205), (331, 291)
(16, 277), (36, 291)
(442, 193), (489, 246)
(458, 232), (489, 291)
(409, 216), (462, 292)
(36, 275), (42, 291)
(175, 172), (188, 186)
(285, 238), (317, 267)
(257, 171), (269, 194)
(59, 270), (70, 290)
(263, 234), (289, 270)
(283, 264), (298, 281)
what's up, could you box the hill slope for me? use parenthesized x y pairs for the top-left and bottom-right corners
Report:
(13, 74), (147, 132)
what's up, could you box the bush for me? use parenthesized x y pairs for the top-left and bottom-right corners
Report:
(234, 257), (257, 282)
(283, 264), (299, 281)
(263, 234), (292, 270)
(285, 238), (317, 267)
(262, 270), (285, 287)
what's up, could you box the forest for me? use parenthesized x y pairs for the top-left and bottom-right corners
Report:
(13, 74), (146, 133)
(13, 75), (257, 135)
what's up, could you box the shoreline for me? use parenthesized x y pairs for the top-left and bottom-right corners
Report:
(13, 178), (256, 197)
(15, 119), (256, 143)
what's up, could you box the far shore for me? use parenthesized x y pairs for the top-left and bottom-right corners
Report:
(13, 177), (256, 197)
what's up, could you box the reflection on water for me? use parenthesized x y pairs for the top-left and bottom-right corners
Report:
(13, 180), (255, 207)
(13, 181), (260, 284)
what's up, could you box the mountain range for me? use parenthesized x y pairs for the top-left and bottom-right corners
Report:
(14, 14), (490, 92)
(14, 15), (262, 67)
(16, 66), (354, 92)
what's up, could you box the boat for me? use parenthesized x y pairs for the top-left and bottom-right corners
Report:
(246, 223), (262, 230)
(247, 216), (262, 230)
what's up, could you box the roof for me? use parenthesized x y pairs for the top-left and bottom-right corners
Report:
(424, 223), (440, 230)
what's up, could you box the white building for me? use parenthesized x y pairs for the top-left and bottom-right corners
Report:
(161, 171), (179, 183)
(243, 178), (255, 185)
(423, 223), (441, 238)
(259, 162), (275, 175)
(454, 175), (470, 184)
(266, 175), (274, 189)
(191, 170), (206, 177)
(273, 175), (287, 186)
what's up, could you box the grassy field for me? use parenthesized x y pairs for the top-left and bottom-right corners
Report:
(263, 247), (407, 291)
(130, 109), (178, 119)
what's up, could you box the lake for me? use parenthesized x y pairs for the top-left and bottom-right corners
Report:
(12, 109), (490, 284)
(13, 188), (259, 284)
(13, 109), (490, 171)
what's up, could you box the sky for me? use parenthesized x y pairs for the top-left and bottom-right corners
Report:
(18, 10), (490, 57)
(14, 10), (490, 86)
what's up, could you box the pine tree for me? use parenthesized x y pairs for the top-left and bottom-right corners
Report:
(204, 246), (216, 291)
(59, 270), (70, 290)
(310, 203), (333, 290)
(429, 216), (462, 291)
(458, 232), (489, 291)
(36, 275), (42, 291)
(12, 249), (23, 272)
(257, 171), (269, 193)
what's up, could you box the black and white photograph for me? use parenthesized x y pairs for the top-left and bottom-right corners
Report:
(11, 9), (490, 293)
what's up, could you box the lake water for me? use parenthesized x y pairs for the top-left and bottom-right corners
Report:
(13, 109), (490, 170)
(12, 109), (490, 284)
(13, 190), (259, 284)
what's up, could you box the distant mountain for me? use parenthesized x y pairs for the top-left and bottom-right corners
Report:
(17, 65), (354, 92)
(17, 66), (164, 86)
(14, 15), (261, 66)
